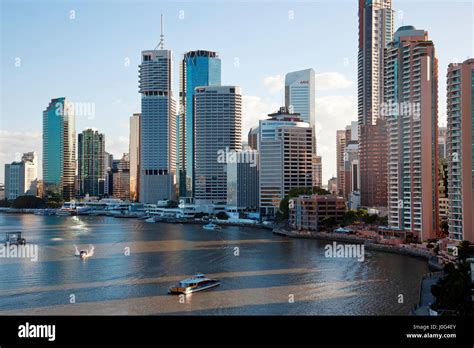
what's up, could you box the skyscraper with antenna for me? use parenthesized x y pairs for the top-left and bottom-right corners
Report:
(138, 15), (177, 203)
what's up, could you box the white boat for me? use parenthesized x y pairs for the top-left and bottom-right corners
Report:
(168, 273), (221, 294)
(203, 223), (221, 231)
(56, 209), (73, 216)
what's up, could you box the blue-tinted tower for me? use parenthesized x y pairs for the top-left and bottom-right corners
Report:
(178, 50), (221, 197)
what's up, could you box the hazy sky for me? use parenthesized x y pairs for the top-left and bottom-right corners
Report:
(1, 0), (473, 183)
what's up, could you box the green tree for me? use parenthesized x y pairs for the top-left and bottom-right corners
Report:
(215, 211), (229, 220)
(279, 187), (313, 220)
(12, 196), (45, 209)
(440, 220), (449, 234)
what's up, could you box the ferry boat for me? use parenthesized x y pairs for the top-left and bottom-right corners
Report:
(168, 274), (221, 294)
(203, 223), (221, 231)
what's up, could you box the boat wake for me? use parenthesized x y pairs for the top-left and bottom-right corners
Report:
(74, 244), (95, 259)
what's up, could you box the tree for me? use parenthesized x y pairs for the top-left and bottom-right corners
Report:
(166, 200), (178, 208)
(215, 211), (229, 220)
(12, 196), (45, 209)
(279, 187), (313, 219)
(440, 220), (449, 234)
(0, 199), (11, 207)
(431, 262), (473, 315)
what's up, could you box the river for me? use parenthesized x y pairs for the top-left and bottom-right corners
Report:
(0, 214), (429, 315)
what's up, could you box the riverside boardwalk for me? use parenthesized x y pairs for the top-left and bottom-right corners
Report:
(273, 228), (434, 261)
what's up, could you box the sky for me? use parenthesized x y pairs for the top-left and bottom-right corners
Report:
(1, 0), (473, 184)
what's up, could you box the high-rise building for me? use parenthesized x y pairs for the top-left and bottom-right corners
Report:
(42, 97), (76, 200)
(112, 153), (130, 201)
(438, 158), (449, 225)
(194, 86), (242, 205)
(438, 127), (447, 161)
(344, 123), (360, 200)
(446, 58), (474, 242)
(4, 152), (37, 200)
(248, 127), (259, 150)
(259, 107), (313, 218)
(285, 69), (319, 188)
(179, 50), (221, 198)
(78, 129), (105, 197)
(327, 177), (338, 195)
(227, 149), (259, 211)
(358, 0), (393, 210)
(139, 49), (177, 203)
(313, 155), (323, 188)
(129, 113), (140, 201)
(285, 69), (316, 127)
(359, 119), (387, 207)
(336, 130), (346, 196)
(385, 26), (439, 240)
(358, 0), (394, 126)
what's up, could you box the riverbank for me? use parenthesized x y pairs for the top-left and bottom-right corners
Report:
(273, 228), (438, 264)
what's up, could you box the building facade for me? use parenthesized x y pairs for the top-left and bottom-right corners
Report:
(336, 130), (346, 196)
(446, 58), (474, 242)
(179, 50), (221, 198)
(129, 113), (140, 201)
(42, 97), (76, 200)
(78, 129), (105, 197)
(385, 26), (439, 239)
(227, 149), (259, 211)
(194, 86), (242, 205)
(289, 194), (346, 231)
(139, 49), (177, 203)
(258, 107), (313, 218)
(359, 119), (388, 207)
(112, 153), (130, 201)
(4, 152), (37, 200)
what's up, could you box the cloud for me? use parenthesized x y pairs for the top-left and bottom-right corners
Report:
(315, 95), (357, 183)
(105, 135), (129, 159)
(263, 72), (352, 95)
(0, 130), (42, 182)
(315, 72), (353, 91)
(262, 74), (284, 95)
(242, 95), (280, 140)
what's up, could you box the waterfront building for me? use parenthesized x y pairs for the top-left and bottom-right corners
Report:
(112, 153), (130, 201)
(438, 127), (447, 161)
(227, 149), (259, 211)
(336, 130), (346, 196)
(289, 194), (346, 231)
(446, 58), (474, 242)
(179, 50), (221, 198)
(258, 107), (313, 218)
(129, 113), (140, 201)
(359, 119), (387, 207)
(42, 97), (76, 200)
(4, 152), (38, 200)
(194, 86), (242, 205)
(385, 26), (439, 239)
(78, 129), (105, 197)
(358, 0), (394, 210)
(139, 48), (177, 203)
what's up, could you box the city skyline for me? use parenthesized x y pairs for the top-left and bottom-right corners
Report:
(1, 0), (473, 184)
